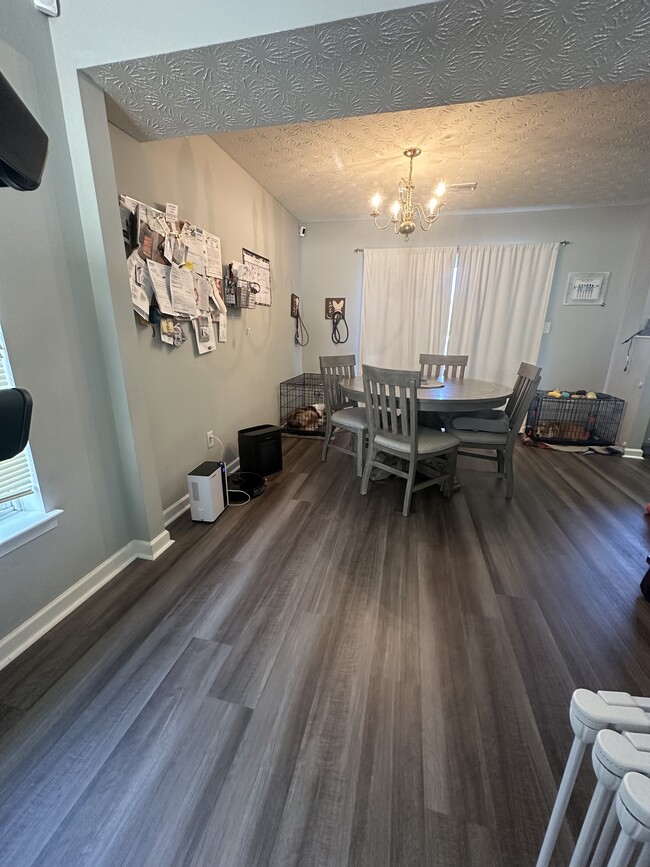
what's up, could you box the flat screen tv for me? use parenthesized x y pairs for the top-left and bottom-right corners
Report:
(0, 69), (48, 191)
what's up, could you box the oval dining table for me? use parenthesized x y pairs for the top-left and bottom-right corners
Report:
(339, 375), (513, 413)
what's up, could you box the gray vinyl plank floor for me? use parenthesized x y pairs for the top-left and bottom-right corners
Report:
(1, 436), (650, 866)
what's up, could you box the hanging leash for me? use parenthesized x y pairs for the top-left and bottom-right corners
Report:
(294, 298), (310, 347)
(331, 310), (349, 344)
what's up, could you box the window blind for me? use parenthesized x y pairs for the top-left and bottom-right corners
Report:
(0, 343), (35, 505)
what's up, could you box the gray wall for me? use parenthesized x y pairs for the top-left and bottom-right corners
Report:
(0, 4), (132, 636)
(605, 210), (650, 448)
(1, 0), (402, 644)
(300, 205), (649, 392)
(109, 127), (302, 509)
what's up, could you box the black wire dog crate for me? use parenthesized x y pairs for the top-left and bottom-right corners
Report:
(279, 373), (326, 437)
(526, 391), (625, 446)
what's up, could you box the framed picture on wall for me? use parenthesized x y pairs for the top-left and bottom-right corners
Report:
(564, 272), (609, 306)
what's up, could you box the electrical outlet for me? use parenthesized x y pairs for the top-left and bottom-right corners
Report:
(207, 430), (216, 448)
(325, 298), (346, 320)
(543, 321), (551, 334)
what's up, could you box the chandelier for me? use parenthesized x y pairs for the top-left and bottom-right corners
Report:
(370, 147), (476, 241)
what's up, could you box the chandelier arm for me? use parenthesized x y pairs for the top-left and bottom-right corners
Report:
(373, 214), (394, 230)
(413, 203), (436, 230)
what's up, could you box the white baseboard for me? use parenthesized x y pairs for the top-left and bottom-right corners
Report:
(623, 448), (644, 460)
(163, 457), (240, 527)
(164, 495), (189, 527)
(130, 530), (174, 561)
(0, 530), (173, 673)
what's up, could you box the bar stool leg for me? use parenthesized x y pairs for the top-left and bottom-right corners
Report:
(591, 800), (624, 867)
(569, 782), (614, 867)
(537, 738), (586, 867)
(606, 831), (637, 867)
(635, 843), (650, 867)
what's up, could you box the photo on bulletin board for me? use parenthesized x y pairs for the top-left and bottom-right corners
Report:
(242, 248), (271, 306)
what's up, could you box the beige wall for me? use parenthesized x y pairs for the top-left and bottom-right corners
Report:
(109, 127), (302, 509)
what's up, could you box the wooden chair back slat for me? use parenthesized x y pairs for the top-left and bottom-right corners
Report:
(319, 354), (357, 415)
(505, 362), (542, 433)
(419, 353), (469, 381)
(362, 364), (420, 448)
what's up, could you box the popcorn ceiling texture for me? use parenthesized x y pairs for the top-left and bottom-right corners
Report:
(88, 1), (650, 217)
(209, 82), (650, 220)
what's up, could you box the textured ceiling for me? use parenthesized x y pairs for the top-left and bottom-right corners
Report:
(88, 1), (650, 142)
(91, 1), (650, 220)
(208, 81), (650, 220)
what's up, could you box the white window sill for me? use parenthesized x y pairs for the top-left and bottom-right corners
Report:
(0, 509), (63, 558)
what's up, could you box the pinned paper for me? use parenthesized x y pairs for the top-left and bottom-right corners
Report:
(204, 232), (222, 278)
(146, 260), (174, 316)
(169, 265), (198, 318)
(192, 315), (216, 353)
(127, 250), (150, 320)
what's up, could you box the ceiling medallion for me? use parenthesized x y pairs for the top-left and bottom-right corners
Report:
(370, 148), (477, 241)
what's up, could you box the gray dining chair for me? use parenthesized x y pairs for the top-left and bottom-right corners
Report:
(360, 364), (460, 517)
(419, 354), (469, 429)
(447, 361), (541, 498)
(419, 353), (469, 381)
(320, 354), (368, 477)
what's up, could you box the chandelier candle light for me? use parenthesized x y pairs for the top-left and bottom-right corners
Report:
(370, 147), (477, 241)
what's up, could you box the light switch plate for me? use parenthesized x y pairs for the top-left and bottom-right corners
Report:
(34, 0), (59, 16)
(543, 321), (551, 334)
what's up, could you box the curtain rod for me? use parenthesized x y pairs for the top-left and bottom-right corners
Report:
(354, 240), (571, 252)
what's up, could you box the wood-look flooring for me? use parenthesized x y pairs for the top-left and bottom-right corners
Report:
(1, 437), (650, 866)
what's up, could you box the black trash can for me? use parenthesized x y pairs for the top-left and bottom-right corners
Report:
(238, 424), (282, 475)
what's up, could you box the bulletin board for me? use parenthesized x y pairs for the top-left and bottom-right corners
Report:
(119, 194), (227, 351)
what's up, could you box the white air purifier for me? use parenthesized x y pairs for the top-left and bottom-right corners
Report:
(187, 461), (229, 522)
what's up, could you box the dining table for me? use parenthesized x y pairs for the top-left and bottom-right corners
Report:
(339, 375), (513, 414)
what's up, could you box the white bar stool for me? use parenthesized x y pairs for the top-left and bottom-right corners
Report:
(607, 773), (650, 867)
(537, 691), (650, 867)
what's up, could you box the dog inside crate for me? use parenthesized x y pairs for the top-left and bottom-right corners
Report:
(285, 404), (325, 432)
(533, 420), (590, 442)
(526, 391), (624, 446)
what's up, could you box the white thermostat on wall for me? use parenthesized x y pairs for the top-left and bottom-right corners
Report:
(34, 0), (59, 17)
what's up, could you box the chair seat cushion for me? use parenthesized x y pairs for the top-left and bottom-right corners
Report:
(375, 427), (459, 455)
(331, 406), (368, 430)
(452, 429), (509, 446)
(450, 410), (510, 434)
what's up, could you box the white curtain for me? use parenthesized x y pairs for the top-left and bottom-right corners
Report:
(360, 246), (457, 370)
(447, 242), (559, 385)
